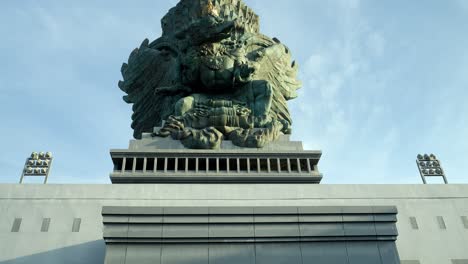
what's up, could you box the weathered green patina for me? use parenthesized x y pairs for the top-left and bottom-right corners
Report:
(119, 0), (301, 149)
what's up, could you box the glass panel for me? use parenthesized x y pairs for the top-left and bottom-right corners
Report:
(249, 158), (258, 172)
(209, 158), (217, 171)
(229, 158), (238, 172)
(199, 158), (207, 172)
(187, 158), (196, 171)
(300, 159), (309, 172)
(125, 158), (134, 171)
(270, 159), (279, 172)
(156, 158), (165, 171)
(239, 159), (248, 172)
(167, 158), (176, 171)
(113, 158), (123, 171)
(177, 158), (186, 172)
(280, 159), (288, 172)
(259, 159), (269, 172)
(290, 159), (299, 172)
(219, 158), (228, 171)
(146, 158), (155, 172)
(135, 158), (144, 171)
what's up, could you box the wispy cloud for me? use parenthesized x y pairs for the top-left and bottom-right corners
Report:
(287, 0), (407, 183)
(0, 0), (467, 184)
(0, 1), (174, 183)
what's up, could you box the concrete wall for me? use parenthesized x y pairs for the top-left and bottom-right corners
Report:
(0, 184), (467, 264)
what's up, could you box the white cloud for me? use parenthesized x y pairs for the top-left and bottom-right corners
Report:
(289, 0), (400, 183)
(2, 0), (466, 185)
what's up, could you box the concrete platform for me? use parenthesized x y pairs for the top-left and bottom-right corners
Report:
(0, 184), (467, 263)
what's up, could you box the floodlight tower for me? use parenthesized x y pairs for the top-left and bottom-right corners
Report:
(19, 152), (53, 184)
(416, 153), (447, 184)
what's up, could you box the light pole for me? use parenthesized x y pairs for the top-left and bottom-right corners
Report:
(19, 152), (53, 184)
(416, 153), (447, 184)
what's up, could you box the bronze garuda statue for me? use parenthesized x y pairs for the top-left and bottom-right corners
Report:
(119, 0), (301, 149)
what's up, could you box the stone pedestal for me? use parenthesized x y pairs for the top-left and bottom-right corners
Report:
(102, 136), (402, 264)
(109, 135), (322, 184)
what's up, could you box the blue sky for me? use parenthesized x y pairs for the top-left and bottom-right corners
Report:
(0, 0), (467, 184)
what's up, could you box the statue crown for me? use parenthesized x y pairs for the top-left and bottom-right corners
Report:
(162, 0), (260, 35)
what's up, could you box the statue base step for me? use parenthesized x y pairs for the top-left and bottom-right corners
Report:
(109, 133), (322, 184)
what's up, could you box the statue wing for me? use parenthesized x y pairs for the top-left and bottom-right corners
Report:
(248, 37), (301, 131)
(119, 39), (185, 139)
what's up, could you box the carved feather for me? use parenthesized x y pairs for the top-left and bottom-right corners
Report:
(119, 39), (185, 139)
(247, 38), (301, 130)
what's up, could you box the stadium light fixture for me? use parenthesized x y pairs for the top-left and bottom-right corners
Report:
(416, 153), (447, 184)
(19, 152), (53, 184)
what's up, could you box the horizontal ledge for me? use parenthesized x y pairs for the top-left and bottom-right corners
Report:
(103, 236), (397, 244)
(102, 206), (397, 215)
(103, 220), (397, 225)
(110, 172), (320, 176)
(103, 215), (397, 223)
(110, 149), (322, 156)
(109, 175), (323, 184)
